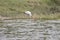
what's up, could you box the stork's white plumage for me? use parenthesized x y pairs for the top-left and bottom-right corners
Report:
(24, 11), (32, 16)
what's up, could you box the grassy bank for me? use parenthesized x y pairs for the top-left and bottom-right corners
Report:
(0, 0), (60, 20)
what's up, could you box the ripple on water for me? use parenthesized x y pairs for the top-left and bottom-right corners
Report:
(0, 19), (60, 40)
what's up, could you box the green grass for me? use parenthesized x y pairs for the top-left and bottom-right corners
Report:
(0, 0), (60, 20)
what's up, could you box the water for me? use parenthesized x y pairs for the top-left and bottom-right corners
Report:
(0, 19), (60, 40)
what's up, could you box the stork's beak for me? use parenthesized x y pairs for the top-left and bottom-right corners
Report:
(30, 15), (32, 19)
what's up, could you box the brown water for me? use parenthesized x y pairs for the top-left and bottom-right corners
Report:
(0, 19), (60, 40)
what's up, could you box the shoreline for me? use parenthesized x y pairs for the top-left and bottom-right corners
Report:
(0, 13), (60, 20)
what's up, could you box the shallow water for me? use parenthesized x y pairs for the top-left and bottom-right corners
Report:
(0, 19), (60, 40)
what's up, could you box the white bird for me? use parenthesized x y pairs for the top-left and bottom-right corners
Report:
(24, 11), (32, 17)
